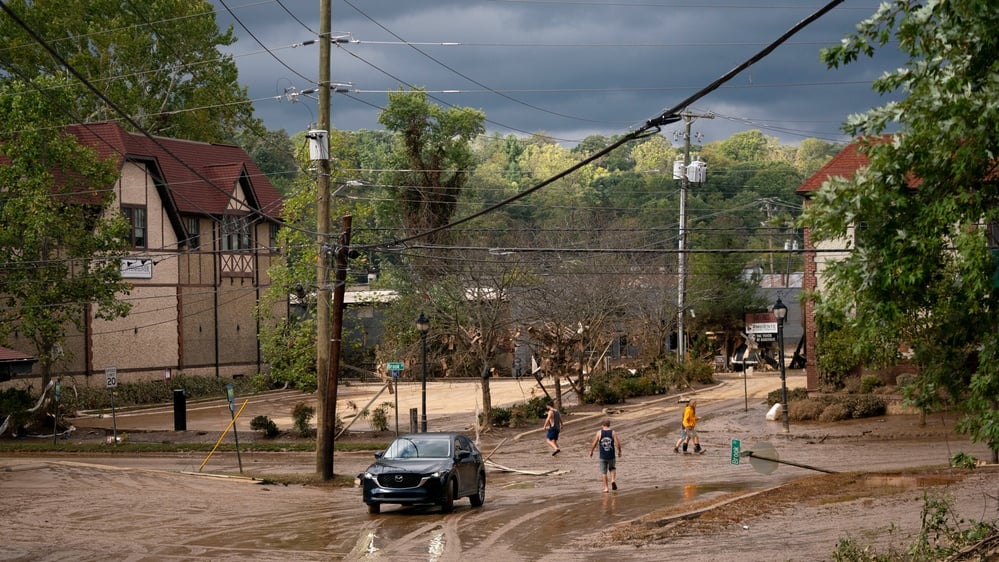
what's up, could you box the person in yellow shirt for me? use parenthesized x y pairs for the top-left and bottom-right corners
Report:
(676, 399), (703, 454)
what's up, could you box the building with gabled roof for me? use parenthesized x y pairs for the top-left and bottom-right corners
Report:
(3, 121), (283, 384)
(796, 140), (873, 390)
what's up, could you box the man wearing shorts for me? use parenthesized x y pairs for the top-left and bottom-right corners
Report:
(589, 419), (622, 492)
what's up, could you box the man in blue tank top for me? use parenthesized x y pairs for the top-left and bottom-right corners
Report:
(588, 419), (622, 492)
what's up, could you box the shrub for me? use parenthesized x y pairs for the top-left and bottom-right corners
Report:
(486, 396), (551, 428)
(818, 403), (850, 422)
(486, 407), (511, 427)
(583, 372), (622, 405)
(249, 415), (280, 438)
(0, 388), (35, 435)
(767, 387), (809, 407)
(844, 395), (886, 418)
(250, 373), (275, 393)
(370, 402), (393, 432)
(859, 374), (884, 394)
(291, 402), (315, 437)
(787, 399), (824, 422)
(59, 373), (257, 413)
(816, 325), (863, 389)
(949, 452), (977, 469)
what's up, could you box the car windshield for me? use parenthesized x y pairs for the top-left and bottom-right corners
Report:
(382, 437), (452, 459)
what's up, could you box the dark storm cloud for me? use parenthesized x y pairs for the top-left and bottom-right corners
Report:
(212, 0), (900, 145)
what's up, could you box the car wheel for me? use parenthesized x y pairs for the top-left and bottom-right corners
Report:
(441, 478), (455, 513)
(469, 474), (485, 507)
(368, 503), (381, 514)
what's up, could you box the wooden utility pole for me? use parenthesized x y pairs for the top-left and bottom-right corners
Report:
(676, 111), (712, 364)
(320, 216), (351, 480)
(315, 0), (333, 478)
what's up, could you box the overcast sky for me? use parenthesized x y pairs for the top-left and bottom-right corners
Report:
(211, 0), (902, 147)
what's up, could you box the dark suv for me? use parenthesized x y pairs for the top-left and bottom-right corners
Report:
(360, 432), (486, 514)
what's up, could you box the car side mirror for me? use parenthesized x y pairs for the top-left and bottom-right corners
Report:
(457, 450), (471, 460)
(374, 451), (384, 459)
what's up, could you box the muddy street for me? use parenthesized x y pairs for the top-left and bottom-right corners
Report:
(2, 373), (993, 561)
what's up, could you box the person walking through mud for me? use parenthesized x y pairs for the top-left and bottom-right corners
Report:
(589, 419), (622, 492)
(676, 399), (703, 454)
(543, 403), (562, 456)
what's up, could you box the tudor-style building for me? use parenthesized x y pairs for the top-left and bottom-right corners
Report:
(6, 121), (283, 384)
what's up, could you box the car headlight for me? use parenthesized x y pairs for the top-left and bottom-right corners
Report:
(430, 470), (447, 478)
(363, 472), (376, 480)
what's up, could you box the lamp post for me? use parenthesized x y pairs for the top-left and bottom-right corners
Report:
(772, 296), (789, 433)
(416, 312), (430, 432)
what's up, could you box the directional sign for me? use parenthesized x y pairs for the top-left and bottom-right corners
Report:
(730, 439), (741, 465)
(105, 367), (118, 389)
(387, 362), (404, 371)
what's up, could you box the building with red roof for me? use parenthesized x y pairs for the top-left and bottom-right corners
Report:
(796, 141), (873, 390)
(4, 121), (283, 384)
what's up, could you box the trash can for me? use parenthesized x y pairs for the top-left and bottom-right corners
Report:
(173, 389), (187, 431)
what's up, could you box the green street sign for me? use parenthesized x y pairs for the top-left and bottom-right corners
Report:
(730, 439), (741, 465)
(387, 361), (405, 371)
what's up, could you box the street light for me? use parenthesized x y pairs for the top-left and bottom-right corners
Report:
(416, 312), (430, 432)
(772, 296), (789, 433)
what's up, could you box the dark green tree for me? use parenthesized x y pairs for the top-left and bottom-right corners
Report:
(0, 0), (254, 142)
(377, 88), (485, 250)
(0, 79), (133, 391)
(806, 0), (999, 462)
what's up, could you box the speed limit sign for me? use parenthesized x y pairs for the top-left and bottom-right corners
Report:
(105, 367), (118, 389)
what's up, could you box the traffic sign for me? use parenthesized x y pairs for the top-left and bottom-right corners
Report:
(105, 367), (118, 389)
(730, 439), (741, 465)
(387, 361), (404, 371)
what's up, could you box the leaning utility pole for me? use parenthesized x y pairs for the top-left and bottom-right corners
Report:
(315, 0), (334, 478)
(676, 110), (712, 364)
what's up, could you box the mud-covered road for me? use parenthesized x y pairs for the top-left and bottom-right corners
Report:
(2, 373), (994, 561)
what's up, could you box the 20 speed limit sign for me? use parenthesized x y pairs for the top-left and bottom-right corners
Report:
(105, 367), (118, 389)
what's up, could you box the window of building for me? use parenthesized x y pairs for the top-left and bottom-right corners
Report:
(186, 216), (200, 249)
(269, 222), (279, 251)
(221, 214), (251, 251)
(121, 206), (146, 248)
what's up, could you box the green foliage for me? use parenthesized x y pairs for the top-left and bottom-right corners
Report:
(249, 415), (280, 438)
(369, 402), (393, 432)
(378, 87), (486, 247)
(0, 388), (34, 435)
(0, 77), (133, 390)
(816, 325), (864, 390)
(808, 0), (999, 461)
(583, 372), (624, 405)
(486, 395), (552, 428)
(58, 373), (257, 412)
(0, 0), (255, 142)
(948, 452), (977, 470)
(250, 373), (275, 394)
(485, 407), (511, 427)
(834, 492), (999, 561)
(583, 368), (674, 405)
(291, 402), (315, 438)
(859, 375), (885, 394)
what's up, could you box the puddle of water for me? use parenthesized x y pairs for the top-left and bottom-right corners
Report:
(502, 480), (763, 559)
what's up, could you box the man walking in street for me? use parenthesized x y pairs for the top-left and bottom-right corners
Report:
(543, 403), (562, 456)
(677, 399), (703, 454)
(589, 419), (622, 492)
